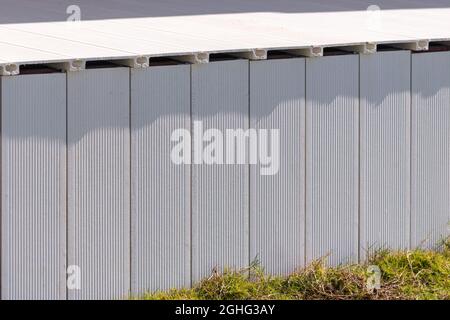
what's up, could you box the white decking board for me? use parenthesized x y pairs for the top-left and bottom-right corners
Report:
(0, 8), (449, 65)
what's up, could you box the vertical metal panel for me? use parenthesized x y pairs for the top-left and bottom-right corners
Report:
(411, 52), (450, 248)
(67, 67), (130, 299)
(191, 60), (249, 282)
(130, 65), (190, 293)
(249, 58), (305, 275)
(306, 55), (359, 265)
(360, 51), (411, 258)
(1, 73), (66, 299)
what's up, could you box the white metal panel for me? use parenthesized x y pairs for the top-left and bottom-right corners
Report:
(191, 60), (249, 282)
(0, 26), (131, 60)
(117, 17), (301, 50)
(1, 73), (66, 299)
(65, 21), (200, 52)
(363, 9), (450, 40)
(67, 67), (130, 300)
(84, 20), (242, 52)
(1, 8), (450, 65)
(306, 54), (359, 266)
(411, 51), (450, 249)
(163, 13), (411, 48)
(0, 24), (187, 58)
(130, 64), (191, 293)
(249, 58), (306, 274)
(0, 42), (66, 64)
(360, 51), (411, 258)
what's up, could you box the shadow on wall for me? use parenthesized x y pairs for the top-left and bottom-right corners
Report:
(3, 56), (450, 140)
(1, 0), (450, 23)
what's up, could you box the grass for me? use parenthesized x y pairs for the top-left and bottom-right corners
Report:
(141, 238), (450, 300)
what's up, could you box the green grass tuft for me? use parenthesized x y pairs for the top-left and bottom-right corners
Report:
(140, 237), (450, 300)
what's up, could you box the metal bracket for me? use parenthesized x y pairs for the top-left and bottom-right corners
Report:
(287, 46), (323, 57)
(393, 40), (429, 51)
(341, 42), (377, 54)
(174, 52), (209, 64)
(231, 49), (267, 60)
(53, 59), (86, 72)
(0, 63), (20, 76)
(115, 56), (150, 68)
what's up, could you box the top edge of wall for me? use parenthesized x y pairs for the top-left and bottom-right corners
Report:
(1, 8), (450, 73)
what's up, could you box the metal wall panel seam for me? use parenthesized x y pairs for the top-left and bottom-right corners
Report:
(358, 54), (361, 264)
(247, 61), (251, 272)
(191, 60), (250, 282)
(189, 64), (194, 288)
(67, 67), (130, 300)
(411, 51), (450, 249)
(305, 54), (359, 266)
(409, 52), (413, 250)
(0, 76), (2, 300)
(129, 68), (132, 296)
(65, 71), (69, 300)
(0, 75), (2, 300)
(1, 73), (67, 299)
(304, 58), (307, 269)
(359, 51), (411, 260)
(249, 58), (306, 275)
(130, 64), (191, 294)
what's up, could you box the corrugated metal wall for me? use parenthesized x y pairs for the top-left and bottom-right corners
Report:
(191, 60), (250, 282)
(67, 68), (130, 300)
(0, 51), (449, 299)
(130, 64), (191, 293)
(411, 51), (450, 249)
(306, 55), (359, 265)
(360, 51), (411, 258)
(1, 73), (66, 300)
(249, 58), (306, 274)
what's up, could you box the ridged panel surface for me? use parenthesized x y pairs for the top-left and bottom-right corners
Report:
(130, 65), (191, 293)
(411, 52), (450, 248)
(249, 58), (306, 274)
(67, 68), (130, 299)
(306, 55), (359, 265)
(191, 60), (249, 282)
(1, 73), (66, 299)
(360, 51), (411, 258)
